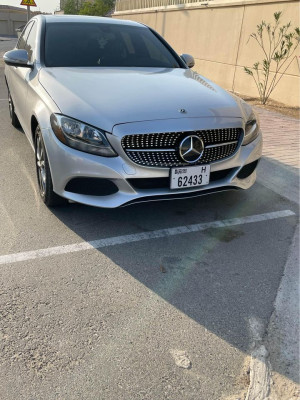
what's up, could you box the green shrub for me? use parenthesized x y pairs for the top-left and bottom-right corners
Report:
(244, 12), (299, 104)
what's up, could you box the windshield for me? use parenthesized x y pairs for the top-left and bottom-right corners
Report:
(44, 22), (181, 68)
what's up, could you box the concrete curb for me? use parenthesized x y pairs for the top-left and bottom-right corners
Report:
(246, 225), (299, 400)
(246, 345), (272, 400)
(266, 224), (300, 399)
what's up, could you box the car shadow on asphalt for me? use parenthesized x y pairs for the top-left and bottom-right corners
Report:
(50, 173), (298, 384)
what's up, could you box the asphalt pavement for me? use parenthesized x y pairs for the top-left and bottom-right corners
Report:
(0, 39), (298, 400)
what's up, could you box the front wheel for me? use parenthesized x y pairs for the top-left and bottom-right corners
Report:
(35, 126), (67, 207)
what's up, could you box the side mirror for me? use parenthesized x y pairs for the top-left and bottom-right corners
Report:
(181, 53), (195, 69)
(3, 49), (33, 68)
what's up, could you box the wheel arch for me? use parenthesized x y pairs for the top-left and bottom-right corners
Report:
(31, 115), (39, 146)
(30, 100), (52, 147)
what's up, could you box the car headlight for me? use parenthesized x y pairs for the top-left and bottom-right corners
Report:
(243, 112), (260, 146)
(50, 114), (117, 157)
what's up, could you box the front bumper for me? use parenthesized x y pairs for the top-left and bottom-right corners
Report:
(42, 119), (262, 208)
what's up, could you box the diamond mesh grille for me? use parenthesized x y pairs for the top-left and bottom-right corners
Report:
(121, 128), (243, 168)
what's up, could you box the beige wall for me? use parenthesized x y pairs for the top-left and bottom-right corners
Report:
(113, 0), (300, 107)
(0, 9), (27, 36)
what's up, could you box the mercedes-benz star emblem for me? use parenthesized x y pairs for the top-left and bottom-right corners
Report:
(179, 135), (204, 163)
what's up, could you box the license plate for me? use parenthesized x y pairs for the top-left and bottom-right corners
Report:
(170, 165), (210, 189)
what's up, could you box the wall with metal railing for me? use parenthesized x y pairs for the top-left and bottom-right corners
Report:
(115, 0), (215, 12)
(113, 0), (299, 107)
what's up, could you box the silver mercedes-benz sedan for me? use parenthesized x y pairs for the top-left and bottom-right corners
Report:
(4, 15), (262, 208)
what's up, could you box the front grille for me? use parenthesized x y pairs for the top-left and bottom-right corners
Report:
(121, 128), (243, 168)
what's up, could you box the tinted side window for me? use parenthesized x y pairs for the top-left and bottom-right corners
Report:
(17, 22), (33, 50)
(25, 22), (37, 62)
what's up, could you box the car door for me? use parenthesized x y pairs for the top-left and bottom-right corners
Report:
(21, 20), (39, 137)
(7, 21), (36, 132)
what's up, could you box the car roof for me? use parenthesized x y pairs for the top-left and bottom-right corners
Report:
(40, 15), (145, 28)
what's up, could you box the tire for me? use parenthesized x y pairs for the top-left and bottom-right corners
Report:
(35, 126), (67, 207)
(8, 89), (21, 128)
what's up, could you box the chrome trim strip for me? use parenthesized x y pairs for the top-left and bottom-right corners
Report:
(126, 148), (176, 152)
(126, 141), (238, 152)
(124, 140), (238, 153)
(205, 141), (238, 149)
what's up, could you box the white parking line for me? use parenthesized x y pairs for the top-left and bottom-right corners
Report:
(0, 210), (295, 266)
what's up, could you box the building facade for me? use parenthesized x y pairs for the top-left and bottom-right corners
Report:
(0, 6), (27, 36)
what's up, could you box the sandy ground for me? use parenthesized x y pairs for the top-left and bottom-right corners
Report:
(235, 93), (299, 120)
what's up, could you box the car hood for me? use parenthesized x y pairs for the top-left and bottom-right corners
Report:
(39, 67), (244, 132)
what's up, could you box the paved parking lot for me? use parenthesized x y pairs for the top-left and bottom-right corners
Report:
(258, 107), (299, 169)
(0, 39), (299, 400)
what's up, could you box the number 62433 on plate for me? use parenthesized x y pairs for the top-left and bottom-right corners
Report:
(170, 165), (210, 189)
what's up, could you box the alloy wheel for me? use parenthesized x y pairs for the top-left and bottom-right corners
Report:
(36, 134), (46, 196)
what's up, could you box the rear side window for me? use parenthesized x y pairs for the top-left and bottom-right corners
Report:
(44, 22), (181, 68)
(17, 21), (33, 50)
(25, 22), (37, 62)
